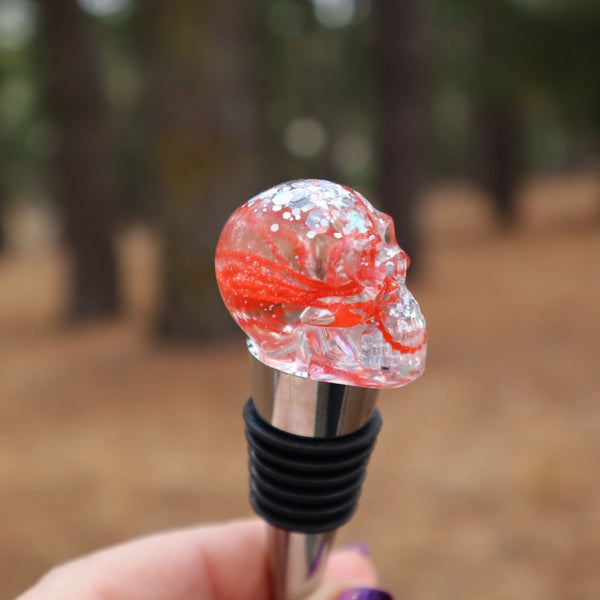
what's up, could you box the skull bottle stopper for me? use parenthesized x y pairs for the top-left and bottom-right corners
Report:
(215, 179), (427, 600)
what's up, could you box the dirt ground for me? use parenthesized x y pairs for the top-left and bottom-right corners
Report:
(1, 174), (599, 600)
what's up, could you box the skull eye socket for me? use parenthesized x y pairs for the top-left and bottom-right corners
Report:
(384, 224), (394, 245)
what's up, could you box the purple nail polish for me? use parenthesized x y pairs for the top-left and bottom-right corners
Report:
(337, 588), (394, 600)
(345, 542), (372, 557)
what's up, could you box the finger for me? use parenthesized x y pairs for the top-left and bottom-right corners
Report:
(324, 548), (377, 584)
(306, 547), (379, 600)
(312, 586), (394, 600)
(18, 519), (270, 600)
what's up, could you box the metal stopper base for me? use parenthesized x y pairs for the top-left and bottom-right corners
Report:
(248, 354), (382, 600)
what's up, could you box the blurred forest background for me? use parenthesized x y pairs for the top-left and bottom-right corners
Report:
(1, 0), (599, 599)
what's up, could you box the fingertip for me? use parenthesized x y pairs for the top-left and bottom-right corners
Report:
(324, 548), (378, 586)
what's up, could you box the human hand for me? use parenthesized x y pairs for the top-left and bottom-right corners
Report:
(17, 519), (392, 600)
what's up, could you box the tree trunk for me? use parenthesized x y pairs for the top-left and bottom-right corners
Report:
(0, 174), (5, 253)
(0, 209), (5, 252)
(142, 0), (264, 340)
(0, 121), (7, 253)
(472, 100), (523, 229)
(472, 9), (523, 230)
(375, 0), (430, 272)
(37, 0), (120, 320)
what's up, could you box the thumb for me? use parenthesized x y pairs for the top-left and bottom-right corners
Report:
(308, 582), (393, 600)
(306, 547), (393, 600)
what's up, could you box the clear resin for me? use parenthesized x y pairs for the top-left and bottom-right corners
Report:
(215, 179), (426, 388)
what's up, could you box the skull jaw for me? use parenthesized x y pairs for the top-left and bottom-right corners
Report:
(247, 313), (426, 390)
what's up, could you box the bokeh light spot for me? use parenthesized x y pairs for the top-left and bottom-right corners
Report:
(284, 118), (328, 158)
(312, 0), (354, 29)
(77, 0), (133, 18)
(333, 133), (373, 175)
(0, 0), (36, 50)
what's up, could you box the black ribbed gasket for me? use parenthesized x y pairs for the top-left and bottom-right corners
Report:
(244, 399), (382, 534)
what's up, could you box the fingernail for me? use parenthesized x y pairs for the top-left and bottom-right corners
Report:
(344, 542), (371, 557)
(337, 588), (394, 600)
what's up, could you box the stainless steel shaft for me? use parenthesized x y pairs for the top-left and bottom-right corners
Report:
(251, 355), (379, 600)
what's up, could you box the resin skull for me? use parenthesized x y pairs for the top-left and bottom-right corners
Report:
(215, 179), (426, 388)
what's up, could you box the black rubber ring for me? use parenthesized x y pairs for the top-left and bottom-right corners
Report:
(247, 409), (380, 455)
(247, 436), (373, 472)
(249, 464), (365, 505)
(244, 398), (382, 534)
(250, 482), (358, 519)
(251, 456), (363, 488)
